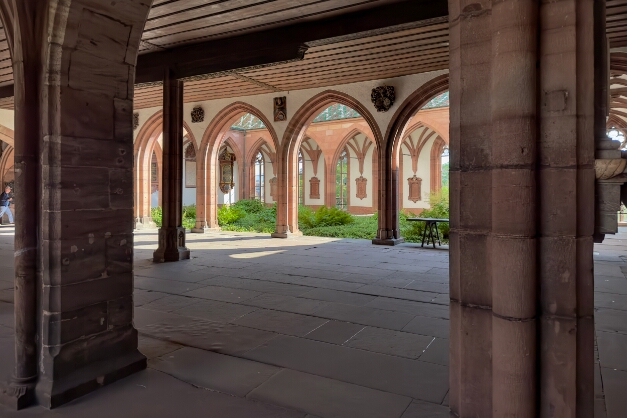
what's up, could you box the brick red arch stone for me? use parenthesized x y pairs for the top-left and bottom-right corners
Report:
(195, 102), (279, 230)
(377, 74), (449, 243)
(277, 90), (382, 237)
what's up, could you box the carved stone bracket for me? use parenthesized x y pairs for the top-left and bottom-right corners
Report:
(269, 177), (278, 200)
(594, 157), (627, 241)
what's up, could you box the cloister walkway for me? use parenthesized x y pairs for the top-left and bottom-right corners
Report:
(0, 227), (624, 417)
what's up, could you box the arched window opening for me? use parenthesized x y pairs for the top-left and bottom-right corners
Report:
(255, 151), (265, 202)
(336, 148), (348, 209)
(184, 143), (197, 188)
(298, 151), (304, 205)
(608, 127), (627, 150)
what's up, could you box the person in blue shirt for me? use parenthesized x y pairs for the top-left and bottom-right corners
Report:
(0, 186), (14, 224)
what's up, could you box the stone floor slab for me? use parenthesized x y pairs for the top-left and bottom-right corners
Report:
(418, 338), (449, 365)
(233, 309), (328, 337)
(301, 288), (377, 306)
(134, 276), (207, 295)
(202, 276), (312, 297)
(595, 308), (627, 334)
(0, 369), (305, 418)
(183, 285), (262, 303)
(149, 346), (281, 397)
(138, 335), (184, 359)
(366, 297), (449, 320)
(304, 320), (365, 345)
(244, 294), (330, 315)
(138, 313), (277, 356)
(248, 369), (412, 418)
(174, 299), (258, 323)
(245, 336), (449, 403)
(601, 367), (627, 418)
(141, 295), (199, 313)
(345, 327), (434, 359)
(313, 302), (415, 331)
(597, 331), (627, 371)
(400, 400), (449, 418)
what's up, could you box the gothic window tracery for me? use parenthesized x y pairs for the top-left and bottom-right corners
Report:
(184, 143), (197, 188)
(336, 148), (348, 209)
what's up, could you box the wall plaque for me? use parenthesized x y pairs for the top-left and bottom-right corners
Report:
(355, 176), (368, 200)
(309, 177), (320, 199)
(408, 175), (422, 203)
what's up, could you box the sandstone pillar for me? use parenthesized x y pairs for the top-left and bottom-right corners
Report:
(449, 0), (595, 416)
(153, 70), (190, 262)
(372, 148), (404, 245)
(0, 0), (151, 410)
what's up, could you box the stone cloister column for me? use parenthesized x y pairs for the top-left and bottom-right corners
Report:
(449, 0), (594, 417)
(0, 0), (151, 410)
(153, 70), (191, 262)
(373, 139), (403, 245)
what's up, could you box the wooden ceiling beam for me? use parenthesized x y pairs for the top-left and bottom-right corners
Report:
(135, 0), (448, 84)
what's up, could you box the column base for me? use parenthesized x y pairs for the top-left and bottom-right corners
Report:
(0, 377), (36, 410)
(134, 217), (156, 229)
(153, 226), (191, 263)
(271, 230), (303, 239)
(39, 349), (146, 409)
(372, 237), (405, 246)
(190, 226), (221, 233)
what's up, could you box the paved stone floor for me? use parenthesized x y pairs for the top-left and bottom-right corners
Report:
(0, 226), (624, 417)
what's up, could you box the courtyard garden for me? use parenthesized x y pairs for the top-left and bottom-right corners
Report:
(150, 188), (449, 244)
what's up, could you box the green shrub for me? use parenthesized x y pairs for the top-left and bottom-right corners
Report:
(233, 199), (265, 214)
(218, 205), (245, 225)
(182, 204), (196, 220)
(299, 206), (354, 229)
(151, 206), (163, 227)
(400, 187), (450, 243)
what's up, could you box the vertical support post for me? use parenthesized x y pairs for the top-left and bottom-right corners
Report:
(449, 0), (595, 416)
(3, 0), (41, 409)
(373, 148), (404, 245)
(154, 69), (190, 262)
(490, 1), (538, 417)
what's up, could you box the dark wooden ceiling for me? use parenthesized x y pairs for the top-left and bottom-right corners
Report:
(608, 0), (627, 47)
(0, 1), (625, 110)
(134, 18), (449, 109)
(141, 0), (412, 53)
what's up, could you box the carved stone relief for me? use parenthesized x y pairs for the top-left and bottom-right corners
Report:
(133, 112), (139, 130)
(371, 86), (395, 112)
(191, 106), (204, 123)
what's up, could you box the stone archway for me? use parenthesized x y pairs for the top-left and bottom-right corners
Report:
(379, 74), (449, 244)
(195, 102), (279, 231)
(278, 91), (382, 237)
(134, 110), (196, 227)
(3, 1), (152, 408)
(247, 137), (277, 202)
